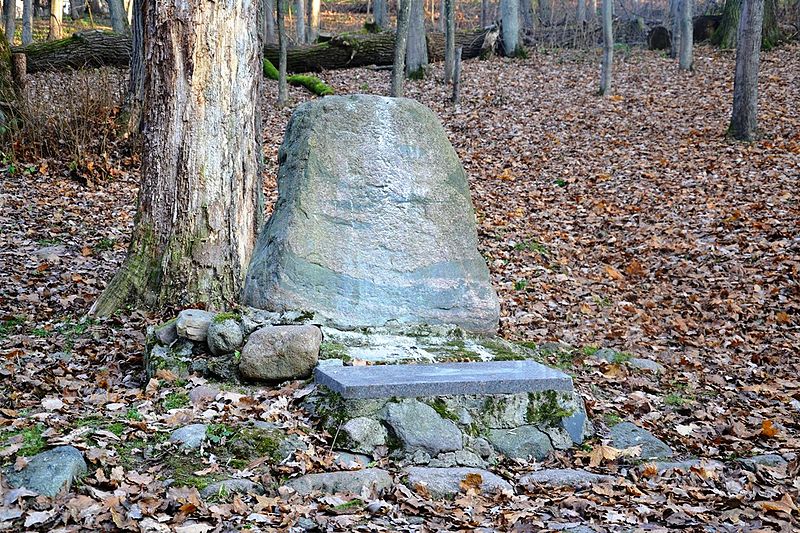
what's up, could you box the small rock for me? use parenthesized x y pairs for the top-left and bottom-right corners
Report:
(170, 424), (208, 450)
(382, 400), (462, 456)
(651, 459), (724, 473)
(629, 357), (665, 373)
(5, 446), (87, 497)
(332, 452), (372, 469)
(207, 354), (240, 382)
(609, 422), (673, 459)
(207, 318), (244, 355)
(176, 309), (215, 341)
(317, 358), (344, 368)
(405, 467), (513, 498)
(738, 454), (788, 469)
(340, 417), (387, 454)
(277, 435), (309, 462)
(189, 386), (220, 405)
(286, 468), (392, 495)
(200, 479), (263, 499)
(519, 468), (614, 488)
(154, 320), (178, 345)
(468, 437), (495, 459)
(487, 426), (553, 461)
(428, 450), (486, 468)
(593, 348), (618, 362)
(239, 325), (322, 381)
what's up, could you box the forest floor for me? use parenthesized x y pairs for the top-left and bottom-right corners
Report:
(0, 42), (799, 531)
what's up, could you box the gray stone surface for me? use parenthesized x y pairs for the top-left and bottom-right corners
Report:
(340, 417), (387, 454)
(154, 320), (178, 345)
(315, 360), (573, 399)
(243, 95), (500, 334)
(405, 467), (513, 498)
(286, 468), (393, 495)
(629, 357), (665, 373)
(200, 479), (264, 499)
(5, 446), (87, 497)
(332, 452), (373, 469)
(176, 309), (215, 341)
(651, 459), (724, 473)
(487, 426), (553, 461)
(609, 422), (673, 459)
(382, 400), (462, 455)
(170, 424), (207, 450)
(738, 454), (789, 469)
(207, 318), (244, 356)
(239, 325), (322, 381)
(428, 450), (486, 468)
(519, 468), (614, 488)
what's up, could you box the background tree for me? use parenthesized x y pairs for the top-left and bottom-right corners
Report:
(295, 0), (306, 43)
(500, 0), (519, 56)
(729, 0), (764, 140)
(391, 0), (411, 96)
(108, 0), (130, 34)
(599, 0), (612, 95)
(669, 0), (680, 58)
(713, 0), (780, 49)
(278, 0), (288, 104)
(22, 0), (33, 46)
(679, 0), (693, 70)
(309, 0), (320, 42)
(119, 0), (143, 134)
(374, 0), (388, 29)
(444, 0), (455, 83)
(263, 0), (276, 44)
(49, 0), (62, 41)
(577, 0), (586, 25)
(406, 0), (427, 77)
(90, 0), (264, 316)
(4, 0), (16, 43)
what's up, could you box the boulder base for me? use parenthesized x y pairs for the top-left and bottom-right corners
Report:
(243, 95), (499, 334)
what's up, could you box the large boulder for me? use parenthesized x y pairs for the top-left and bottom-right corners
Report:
(243, 95), (499, 334)
(5, 446), (87, 497)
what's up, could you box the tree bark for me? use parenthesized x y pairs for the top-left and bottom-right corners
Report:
(406, 0), (427, 76)
(49, 0), (62, 41)
(729, 0), (763, 140)
(679, 0), (692, 70)
(119, 0), (142, 134)
(295, 0), (306, 43)
(451, 45), (461, 104)
(519, 0), (533, 33)
(309, 0), (320, 42)
(577, 0), (586, 25)
(391, 0), (411, 96)
(0, 28), (18, 130)
(22, 0), (33, 46)
(107, 0), (129, 34)
(599, 0), (612, 95)
(444, 0), (455, 82)
(374, 0), (387, 29)
(713, 0), (779, 49)
(278, 0), (288, 103)
(263, 0), (276, 44)
(4, 0), (15, 44)
(480, 0), (489, 27)
(90, 0), (264, 316)
(500, 0), (519, 56)
(669, 0), (680, 58)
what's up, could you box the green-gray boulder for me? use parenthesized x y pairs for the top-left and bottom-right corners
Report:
(243, 95), (499, 334)
(5, 446), (87, 497)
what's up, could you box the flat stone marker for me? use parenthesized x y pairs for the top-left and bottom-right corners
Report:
(314, 360), (573, 399)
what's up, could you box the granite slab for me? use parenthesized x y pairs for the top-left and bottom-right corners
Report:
(314, 360), (573, 399)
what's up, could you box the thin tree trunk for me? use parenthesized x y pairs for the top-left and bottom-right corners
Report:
(588, 0), (595, 20)
(451, 45), (462, 104)
(391, 0), (411, 96)
(599, 0), (612, 95)
(729, 0), (763, 140)
(49, 0), (62, 40)
(480, 0), (489, 27)
(295, 0), (306, 43)
(264, 0), (276, 44)
(309, 0), (319, 42)
(4, 0), (15, 44)
(278, 0), (288, 104)
(119, 0), (142, 134)
(438, 0), (444, 31)
(91, 0), (263, 316)
(679, 0), (692, 70)
(23, 0), (33, 45)
(444, 0), (455, 82)
(519, 0), (533, 33)
(669, 0), (680, 58)
(577, 0), (586, 24)
(500, 0), (519, 56)
(107, 0), (129, 34)
(406, 0), (427, 77)
(374, 0), (387, 28)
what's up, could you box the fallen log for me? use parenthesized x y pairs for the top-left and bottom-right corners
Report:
(16, 28), (493, 74)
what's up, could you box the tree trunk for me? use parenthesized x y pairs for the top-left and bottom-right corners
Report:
(119, 0), (142, 134)
(295, 0), (306, 43)
(451, 45), (461, 104)
(107, 0), (129, 34)
(309, 0), (319, 42)
(22, 0), (33, 46)
(263, 0), (276, 44)
(599, 0), (612, 95)
(519, 0), (533, 33)
(679, 0), (692, 70)
(713, 0), (779, 49)
(374, 0), (387, 29)
(406, 0), (427, 77)
(49, 0), (62, 40)
(444, 0), (455, 82)
(90, 0), (264, 317)
(278, 0), (288, 103)
(729, 0), (763, 140)
(0, 28), (18, 130)
(500, 0), (519, 56)
(391, 0), (411, 96)
(4, 0), (15, 44)
(438, 0), (444, 31)
(481, 0), (489, 27)
(577, 0), (586, 25)
(669, 0), (680, 58)
(69, 0), (82, 19)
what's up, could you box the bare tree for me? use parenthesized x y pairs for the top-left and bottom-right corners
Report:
(406, 0), (427, 77)
(679, 0), (693, 70)
(4, 0), (15, 44)
(390, 0), (411, 96)
(263, 0), (276, 44)
(108, 0), (130, 34)
(309, 0), (320, 42)
(599, 0), (612, 95)
(729, 0), (763, 140)
(91, 0), (263, 316)
(119, 0), (143, 134)
(577, 0), (586, 25)
(48, 0), (62, 41)
(481, 0), (490, 27)
(278, 0), (288, 104)
(520, 0), (534, 33)
(374, 0), (387, 29)
(500, 0), (519, 56)
(295, 0), (306, 43)
(669, 0), (680, 58)
(444, 0), (455, 83)
(23, 0), (33, 45)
